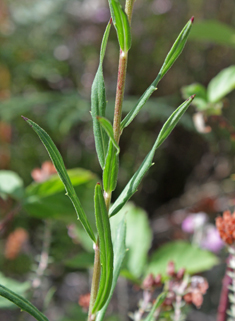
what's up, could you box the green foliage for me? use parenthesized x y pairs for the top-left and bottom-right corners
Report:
(121, 17), (193, 129)
(108, 0), (131, 52)
(0, 284), (49, 321)
(207, 65), (235, 103)
(0, 170), (24, 200)
(110, 96), (195, 217)
(96, 218), (127, 321)
(110, 202), (152, 278)
(91, 21), (111, 169)
(0, 273), (30, 309)
(92, 184), (114, 313)
(146, 241), (218, 278)
(24, 168), (97, 228)
(190, 20), (235, 48)
(182, 65), (235, 117)
(23, 117), (96, 242)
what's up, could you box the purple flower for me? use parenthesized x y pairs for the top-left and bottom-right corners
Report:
(200, 226), (224, 253)
(182, 212), (208, 234)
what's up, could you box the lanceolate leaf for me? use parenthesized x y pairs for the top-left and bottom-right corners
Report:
(92, 184), (113, 313)
(108, 0), (131, 52)
(156, 17), (194, 81)
(97, 117), (120, 154)
(110, 96), (195, 217)
(96, 218), (127, 321)
(103, 141), (119, 193)
(22, 117), (96, 242)
(0, 285), (49, 321)
(91, 20), (112, 169)
(143, 292), (167, 321)
(121, 17), (193, 129)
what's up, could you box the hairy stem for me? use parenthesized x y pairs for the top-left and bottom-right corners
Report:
(113, 0), (134, 143)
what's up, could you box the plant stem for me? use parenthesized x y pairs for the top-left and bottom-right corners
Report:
(88, 241), (101, 321)
(113, 0), (135, 143)
(88, 1), (135, 318)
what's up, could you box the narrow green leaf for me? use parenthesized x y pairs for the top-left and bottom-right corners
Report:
(110, 96), (195, 217)
(0, 284), (49, 321)
(121, 17), (193, 129)
(91, 20), (112, 169)
(97, 117), (120, 154)
(22, 117), (96, 242)
(108, 0), (131, 52)
(143, 292), (167, 321)
(157, 17), (194, 81)
(103, 141), (119, 193)
(96, 218), (127, 321)
(92, 184), (113, 313)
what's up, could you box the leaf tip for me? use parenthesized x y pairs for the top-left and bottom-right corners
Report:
(190, 16), (194, 23)
(191, 94), (196, 99)
(21, 115), (28, 121)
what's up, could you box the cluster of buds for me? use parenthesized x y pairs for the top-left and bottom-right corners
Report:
(142, 273), (162, 291)
(216, 210), (235, 245)
(164, 261), (208, 309)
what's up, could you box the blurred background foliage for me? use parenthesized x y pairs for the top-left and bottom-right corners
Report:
(1, 0), (235, 320)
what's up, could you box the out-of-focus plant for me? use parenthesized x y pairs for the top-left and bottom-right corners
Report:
(0, 1), (220, 321)
(182, 65), (235, 134)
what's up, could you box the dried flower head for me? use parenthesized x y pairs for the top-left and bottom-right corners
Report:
(216, 210), (235, 245)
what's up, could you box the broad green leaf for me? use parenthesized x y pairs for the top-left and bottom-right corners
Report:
(22, 117), (96, 242)
(146, 241), (218, 278)
(157, 17), (193, 80)
(121, 18), (193, 129)
(110, 202), (152, 278)
(108, 0), (131, 52)
(143, 292), (167, 321)
(92, 184), (113, 313)
(110, 96), (195, 217)
(24, 168), (97, 232)
(97, 117), (120, 154)
(207, 65), (235, 103)
(182, 83), (208, 111)
(0, 273), (30, 309)
(103, 141), (119, 193)
(96, 218), (127, 321)
(189, 20), (235, 49)
(0, 170), (24, 200)
(0, 284), (49, 321)
(91, 20), (111, 169)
